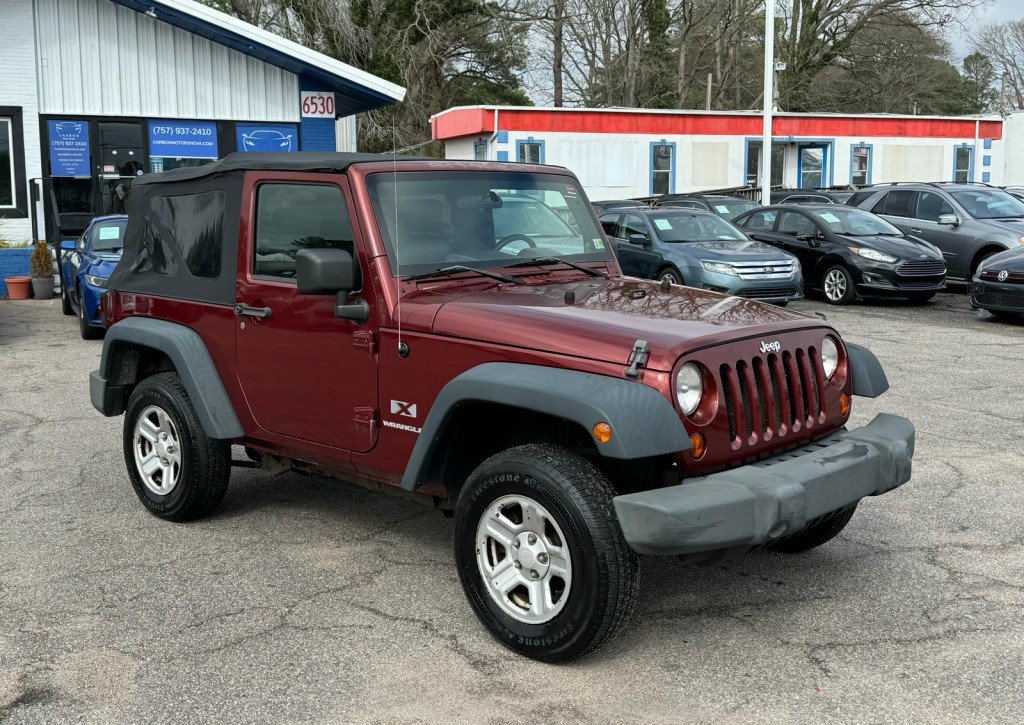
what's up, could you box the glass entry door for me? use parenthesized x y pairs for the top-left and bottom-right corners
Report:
(799, 145), (828, 189)
(97, 122), (145, 215)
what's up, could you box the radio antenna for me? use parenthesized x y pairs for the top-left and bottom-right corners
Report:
(393, 114), (408, 358)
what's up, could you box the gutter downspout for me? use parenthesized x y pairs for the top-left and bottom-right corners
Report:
(974, 117), (981, 183)
(488, 108), (499, 160)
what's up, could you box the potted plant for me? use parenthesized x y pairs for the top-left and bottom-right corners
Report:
(29, 241), (55, 299)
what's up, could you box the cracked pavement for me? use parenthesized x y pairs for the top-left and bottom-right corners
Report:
(1, 293), (1023, 723)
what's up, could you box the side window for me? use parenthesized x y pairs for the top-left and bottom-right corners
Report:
(916, 191), (954, 222)
(149, 190), (226, 278)
(599, 214), (620, 238)
(517, 141), (543, 164)
(742, 210), (778, 231)
(778, 211), (817, 237)
(253, 183), (353, 279)
(881, 190), (916, 218)
(621, 213), (648, 240)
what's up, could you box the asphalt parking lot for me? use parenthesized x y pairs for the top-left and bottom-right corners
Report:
(1, 292), (1022, 724)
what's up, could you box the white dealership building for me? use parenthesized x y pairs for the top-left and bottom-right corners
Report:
(0, 0), (403, 249)
(433, 106), (1024, 201)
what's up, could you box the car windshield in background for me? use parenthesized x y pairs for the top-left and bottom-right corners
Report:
(808, 208), (902, 236)
(91, 220), (128, 251)
(951, 190), (1024, 219)
(366, 171), (612, 275)
(651, 212), (747, 242)
(711, 200), (760, 218)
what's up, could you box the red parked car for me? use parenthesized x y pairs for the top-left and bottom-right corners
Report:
(90, 153), (915, 661)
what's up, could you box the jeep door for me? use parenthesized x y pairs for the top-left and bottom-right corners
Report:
(234, 175), (379, 452)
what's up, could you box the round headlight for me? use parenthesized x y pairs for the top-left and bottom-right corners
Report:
(676, 363), (703, 416)
(821, 336), (839, 379)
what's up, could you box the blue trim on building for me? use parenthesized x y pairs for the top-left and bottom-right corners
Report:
(496, 150), (509, 162)
(983, 138), (992, 150)
(496, 130), (508, 143)
(983, 171), (992, 183)
(850, 143), (873, 185)
(649, 139), (676, 195)
(474, 139), (488, 160)
(983, 154), (991, 167)
(297, 78), (337, 151)
(796, 142), (832, 188)
(109, 0), (397, 115)
(516, 137), (545, 163)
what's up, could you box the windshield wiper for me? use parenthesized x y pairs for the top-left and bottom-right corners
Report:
(402, 265), (518, 284)
(504, 257), (604, 277)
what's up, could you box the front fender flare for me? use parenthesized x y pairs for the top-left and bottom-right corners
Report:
(400, 363), (691, 491)
(846, 342), (889, 398)
(92, 317), (244, 439)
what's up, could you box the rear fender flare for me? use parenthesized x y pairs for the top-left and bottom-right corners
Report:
(94, 317), (243, 439)
(399, 362), (691, 491)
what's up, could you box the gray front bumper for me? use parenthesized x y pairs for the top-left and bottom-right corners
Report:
(613, 413), (914, 556)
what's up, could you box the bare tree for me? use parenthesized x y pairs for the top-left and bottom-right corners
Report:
(973, 21), (1024, 111)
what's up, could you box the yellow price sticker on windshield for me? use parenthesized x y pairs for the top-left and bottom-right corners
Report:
(593, 238), (605, 249)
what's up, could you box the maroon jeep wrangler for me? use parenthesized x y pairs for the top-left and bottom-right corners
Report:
(91, 152), (914, 662)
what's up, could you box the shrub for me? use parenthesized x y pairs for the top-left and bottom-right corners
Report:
(30, 241), (52, 277)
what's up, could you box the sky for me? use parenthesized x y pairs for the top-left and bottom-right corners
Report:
(950, 0), (1023, 59)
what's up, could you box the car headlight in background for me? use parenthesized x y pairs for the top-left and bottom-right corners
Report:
(700, 260), (737, 276)
(851, 247), (898, 264)
(84, 274), (108, 288)
(1017, 236), (1024, 246)
(675, 363), (703, 415)
(821, 336), (839, 379)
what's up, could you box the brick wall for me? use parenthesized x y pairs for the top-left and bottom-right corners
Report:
(0, 248), (32, 296)
(0, 0), (42, 244)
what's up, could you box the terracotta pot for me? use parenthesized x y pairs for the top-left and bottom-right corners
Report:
(5, 275), (31, 300)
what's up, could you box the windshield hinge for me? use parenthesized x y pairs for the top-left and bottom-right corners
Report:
(354, 407), (378, 434)
(624, 339), (649, 379)
(353, 330), (377, 354)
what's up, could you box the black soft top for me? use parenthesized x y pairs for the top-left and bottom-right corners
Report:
(134, 151), (431, 185)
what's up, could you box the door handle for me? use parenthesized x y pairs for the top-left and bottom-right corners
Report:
(234, 303), (272, 319)
(910, 228), (923, 234)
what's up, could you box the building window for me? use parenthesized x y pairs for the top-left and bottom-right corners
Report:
(651, 143), (675, 195)
(851, 146), (871, 186)
(474, 140), (487, 161)
(517, 140), (543, 164)
(954, 145), (973, 183)
(745, 141), (785, 187)
(0, 107), (26, 218)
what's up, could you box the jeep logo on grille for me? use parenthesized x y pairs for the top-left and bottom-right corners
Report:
(760, 340), (781, 354)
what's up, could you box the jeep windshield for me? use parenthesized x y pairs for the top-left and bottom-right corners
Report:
(951, 189), (1024, 219)
(366, 171), (613, 277)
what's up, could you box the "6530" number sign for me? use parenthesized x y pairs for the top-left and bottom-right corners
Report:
(301, 91), (336, 118)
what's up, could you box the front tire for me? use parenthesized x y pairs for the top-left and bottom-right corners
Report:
(454, 444), (638, 662)
(821, 265), (855, 305)
(766, 505), (857, 553)
(123, 373), (231, 522)
(658, 268), (683, 285)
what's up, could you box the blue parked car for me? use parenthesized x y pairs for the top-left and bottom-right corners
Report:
(60, 215), (127, 339)
(597, 207), (803, 305)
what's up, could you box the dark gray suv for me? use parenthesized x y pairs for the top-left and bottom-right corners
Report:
(847, 183), (1024, 281)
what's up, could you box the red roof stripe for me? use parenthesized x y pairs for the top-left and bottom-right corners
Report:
(432, 108), (1003, 141)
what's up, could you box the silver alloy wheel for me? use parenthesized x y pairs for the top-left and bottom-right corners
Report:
(660, 271), (679, 284)
(476, 494), (573, 625)
(824, 268), (848, 302)
(133, 405), (183, 496)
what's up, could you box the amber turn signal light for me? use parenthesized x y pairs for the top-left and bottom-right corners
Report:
(689, 432), (706, 460)
(839, 392), (850, 416)
(593, 422), (613, 443)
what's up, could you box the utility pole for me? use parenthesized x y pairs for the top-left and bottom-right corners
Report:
(761, 0), (774, 204)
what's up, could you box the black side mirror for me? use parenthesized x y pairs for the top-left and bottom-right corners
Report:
(796, 232), (821, 245)
(628, 233), (651, 247)
(295, 248), (368, 323)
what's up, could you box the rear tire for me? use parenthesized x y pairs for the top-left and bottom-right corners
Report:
(767, 505), (857, 553)
(454, 444), (638, 662)
(122, 372), (231, 522)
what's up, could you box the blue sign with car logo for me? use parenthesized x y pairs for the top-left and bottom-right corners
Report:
(236, 124), (298, 152)
(48, 120), (91, 177)
(148, 120), (219, 158)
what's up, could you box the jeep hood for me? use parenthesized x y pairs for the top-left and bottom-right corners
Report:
(427, 277), (828, 371)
